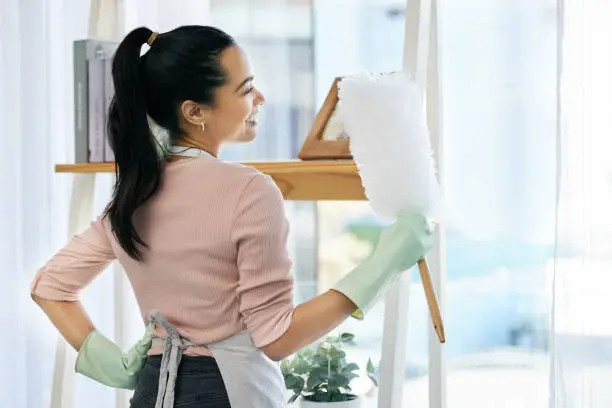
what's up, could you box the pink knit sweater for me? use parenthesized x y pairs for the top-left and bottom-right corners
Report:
(30, 155), (295, 356)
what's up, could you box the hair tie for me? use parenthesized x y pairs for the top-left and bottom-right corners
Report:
(147, 32), (158, 46)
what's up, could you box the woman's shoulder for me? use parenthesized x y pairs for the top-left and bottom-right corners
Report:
(173, 157), (278, 195)
(202, 157), (269, 183)
(213, 160), (283, 200)
(168, 156), (257, 177)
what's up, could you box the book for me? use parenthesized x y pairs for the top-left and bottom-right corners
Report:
(103, 57), (115, 162)
(73, 39), (117, 163)
(88, 52), (105, 163)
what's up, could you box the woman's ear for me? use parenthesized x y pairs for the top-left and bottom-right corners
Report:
(180, 100), (210, 128)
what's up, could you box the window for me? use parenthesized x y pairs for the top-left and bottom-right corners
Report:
(426, 1), (556, 407)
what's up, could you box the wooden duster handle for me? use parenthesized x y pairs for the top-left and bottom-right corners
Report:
(417, 258), (446, 343)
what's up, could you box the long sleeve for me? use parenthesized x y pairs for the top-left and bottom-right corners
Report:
(30, 216), (115, 301)
(231, 173), (295, 348)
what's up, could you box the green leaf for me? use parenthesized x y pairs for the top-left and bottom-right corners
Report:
(340, 332), (355, 343)
(345, 372), (359, 381)
(343, 363), (359, 373)
(294, 359), (311, 375)
(310, 366), (329, 380)
(329, 374), (349, 388)
(284, 374), (298, 389)
(306, 370), (326, 392)
(329, 357), (343, 372)
(367, 357), (375, 374)
(312, 355), (329, 366)
(366, 357), (379, 387)
(329, 347), (346, 360)
(284, 374), (304, 391)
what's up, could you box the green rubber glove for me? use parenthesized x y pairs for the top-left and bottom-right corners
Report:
(75, 323), (154, 389)
(333, 209), (435, 319)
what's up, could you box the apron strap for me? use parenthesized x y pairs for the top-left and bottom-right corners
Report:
(148, 310), (208, 408)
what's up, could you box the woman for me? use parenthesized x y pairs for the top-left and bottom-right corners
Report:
(30, 25), (433, 407)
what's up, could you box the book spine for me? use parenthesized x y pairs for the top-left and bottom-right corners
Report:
(87, 50), (105, 163)
(73, 41), (89, 164)
(103, 57), (115, 162)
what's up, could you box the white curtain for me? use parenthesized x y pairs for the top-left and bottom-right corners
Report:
(0, 1), (210, 407)
(1, 0), (89, 406)
(551, 1), (612, 407)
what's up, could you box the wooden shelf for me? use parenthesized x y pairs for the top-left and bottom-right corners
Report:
(55, 160), (366, 201)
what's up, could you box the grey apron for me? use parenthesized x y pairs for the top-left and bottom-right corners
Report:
(148, 311), (286, 408)
(149, 145), (287, 407)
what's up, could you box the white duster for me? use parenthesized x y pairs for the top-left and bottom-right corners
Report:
(337, 71), (440, 223)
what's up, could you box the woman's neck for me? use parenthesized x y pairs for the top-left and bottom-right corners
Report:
(174, 138), (219, 158)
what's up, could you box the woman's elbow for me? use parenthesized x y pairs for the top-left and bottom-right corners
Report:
(260, 341), (295, 362)
(31, 292), (43, 304)
(261, 345), (288, 362)
(30, 293), (54, 311)
(30, 292), (69, 308)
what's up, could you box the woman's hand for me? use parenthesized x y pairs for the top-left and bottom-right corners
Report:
(32, 296), (153, 389)
(332, 209), (434, 319)
(75, 323), (154, 389)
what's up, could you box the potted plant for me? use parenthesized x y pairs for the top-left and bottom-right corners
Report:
(281, 332), (378, 407)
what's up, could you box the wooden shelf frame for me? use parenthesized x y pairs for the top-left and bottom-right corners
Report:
(55, 160), (367, 201)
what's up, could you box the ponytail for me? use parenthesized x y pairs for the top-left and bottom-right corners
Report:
(105, 27), (161, 261)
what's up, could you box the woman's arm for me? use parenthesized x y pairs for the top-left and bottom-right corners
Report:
(30, 217), (115, 350)
(260, 290), (355, 361)
(31, 217), (154, 390)
(31, 297), (95, 351)
(233, 174), (432, 362)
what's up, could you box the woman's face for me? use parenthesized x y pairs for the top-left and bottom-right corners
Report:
(206, 44), (265, 144)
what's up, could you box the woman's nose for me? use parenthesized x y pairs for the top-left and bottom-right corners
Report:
(254, 88), (266, 106)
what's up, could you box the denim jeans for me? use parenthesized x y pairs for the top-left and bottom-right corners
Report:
(130, 355), (231, 408)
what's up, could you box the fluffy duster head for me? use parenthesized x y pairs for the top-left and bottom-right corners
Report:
(337, 72), (440, 222)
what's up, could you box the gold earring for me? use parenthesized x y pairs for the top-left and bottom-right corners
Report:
(201, 120), (206, 132)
